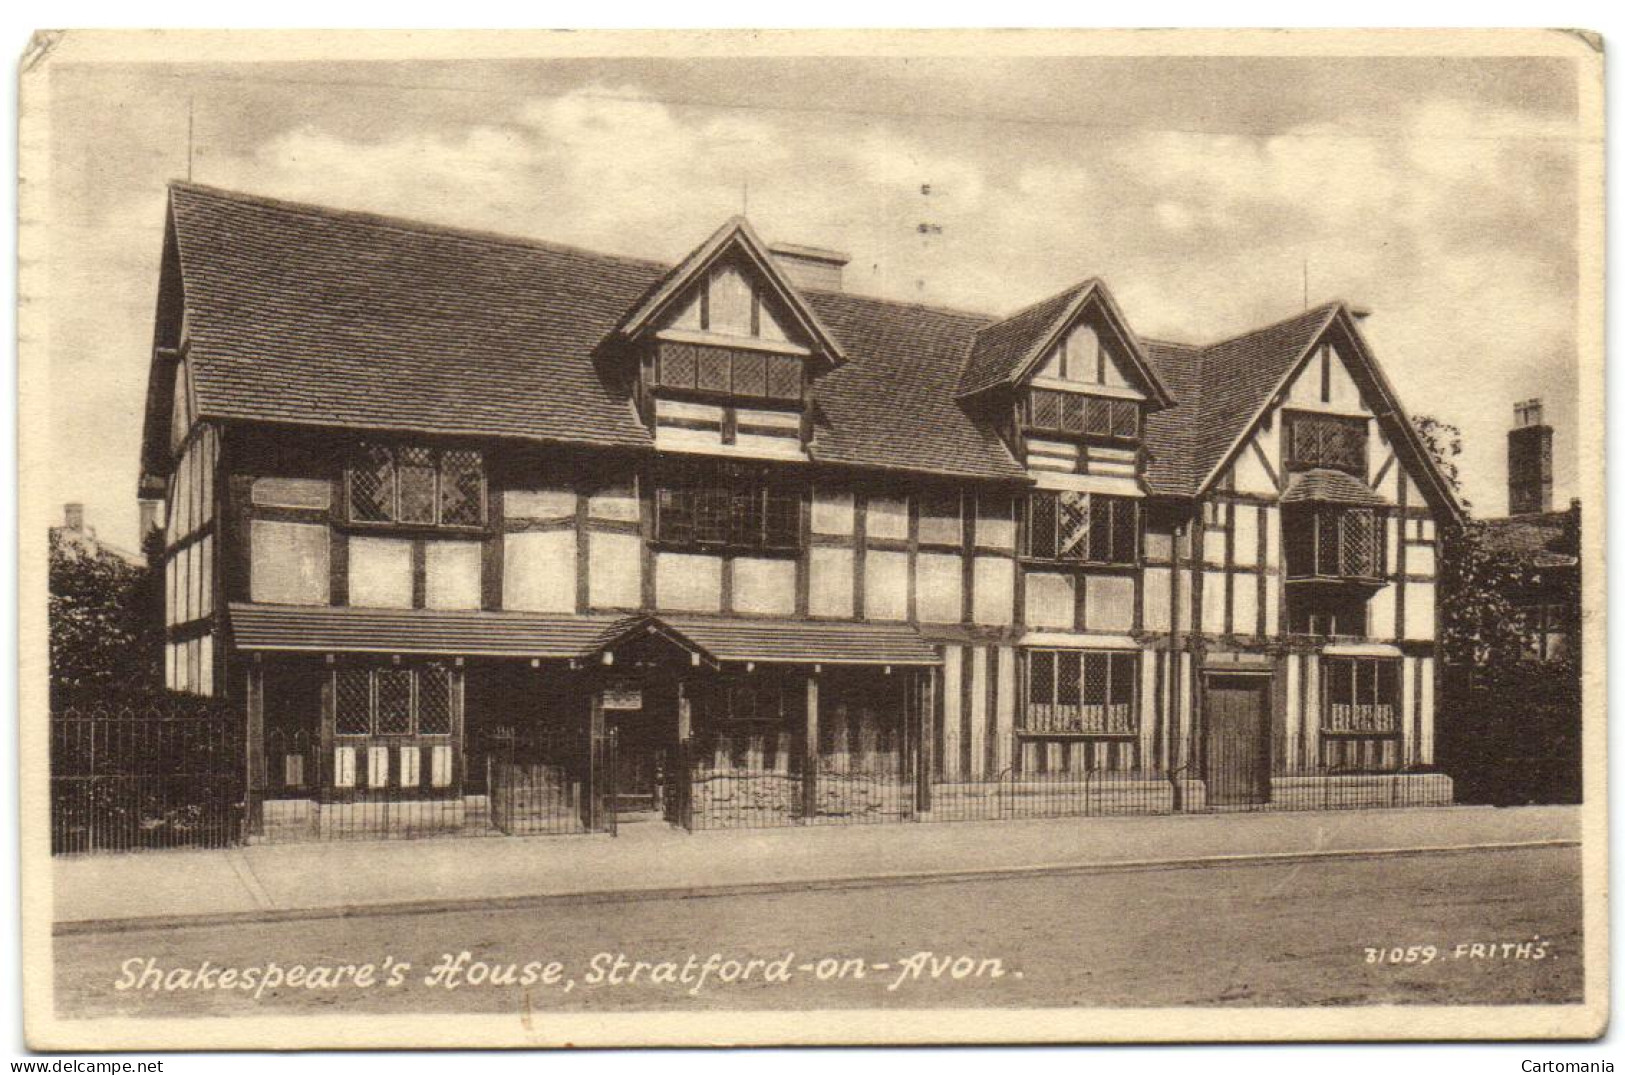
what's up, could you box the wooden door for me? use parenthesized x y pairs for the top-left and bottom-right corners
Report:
(1206, 675), (1271, 806)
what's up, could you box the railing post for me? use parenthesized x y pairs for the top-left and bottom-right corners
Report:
(588, 690), (606, 832)
(916, 667), (933, 814)
(245, 659), (265, 842)
(801, 671), (819, 823)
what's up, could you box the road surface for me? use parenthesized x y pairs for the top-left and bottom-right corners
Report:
(55, 843), (1582, 1016)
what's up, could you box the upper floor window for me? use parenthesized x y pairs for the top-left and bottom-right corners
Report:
(654, 344), (802, 403)
(1025, 388), (1139, 442)
(1025, 491), (1138, 565)
(349, 444), (485, 528)
(1283, 505), (1384, 581)
(655, 462), (801, 552)
(1024, 650), (1138, 736)
(1286, 414), (1367, 475)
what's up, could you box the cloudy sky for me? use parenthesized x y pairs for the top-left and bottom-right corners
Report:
(46, 50), (1585, 549)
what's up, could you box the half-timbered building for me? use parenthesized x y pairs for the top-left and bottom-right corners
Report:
(138, 183), (1460, 837)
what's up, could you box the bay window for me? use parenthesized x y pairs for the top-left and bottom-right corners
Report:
(1284, 505), (1384, 580)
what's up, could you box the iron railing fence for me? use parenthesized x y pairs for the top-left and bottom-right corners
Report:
(50, 692), (245, 855)
(253, 725), (617, 843)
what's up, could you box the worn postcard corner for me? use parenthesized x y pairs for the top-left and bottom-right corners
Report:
(16, 27), (1606, 1051)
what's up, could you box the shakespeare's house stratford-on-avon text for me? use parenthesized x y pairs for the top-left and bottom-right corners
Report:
(140, 182), (1462, 840)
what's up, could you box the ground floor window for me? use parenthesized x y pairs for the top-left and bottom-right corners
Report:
(1320, 656), (1401, 771)
(1023, 650), (1137, 735)
(335, 663), (454, 737)
(1321, 657), (1399, 736)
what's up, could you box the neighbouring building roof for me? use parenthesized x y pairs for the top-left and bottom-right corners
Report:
(1480, 506), (1581, 571)
(152, 183), (1453, 507)
(1280, 468), (1391, 508)
(228, 604), (940, 666)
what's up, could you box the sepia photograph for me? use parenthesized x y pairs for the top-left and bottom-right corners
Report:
(15, 27), (1607, 1050)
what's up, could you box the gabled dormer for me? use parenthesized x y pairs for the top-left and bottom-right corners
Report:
(608, 217), (847, 461)
(960, 280), (1173, 482)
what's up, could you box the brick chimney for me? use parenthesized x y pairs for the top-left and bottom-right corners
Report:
(63, 502), (84, 532)
(768, 242), (848, 293)
(1508, 398), (1554, 515)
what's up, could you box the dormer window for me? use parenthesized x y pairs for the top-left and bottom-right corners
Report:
(1025, 388), (1140, 442)
(654, 344), (802, 403)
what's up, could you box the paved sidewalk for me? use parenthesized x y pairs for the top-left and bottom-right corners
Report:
(54, 804), (1579, 933)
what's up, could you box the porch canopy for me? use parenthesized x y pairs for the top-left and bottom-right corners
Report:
(229, 603), (940, 667)
(1281, 467), (1390, 507)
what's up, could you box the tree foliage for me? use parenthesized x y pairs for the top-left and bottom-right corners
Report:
(1413, 413), (1579, 803)
(49, 529), (162, 698)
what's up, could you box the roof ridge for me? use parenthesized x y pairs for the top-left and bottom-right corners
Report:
(169, 180), (671, 274)
(979, 277), (1099, 328)
(1198, 300), (1343, 352)
(805, 286), (995, 325)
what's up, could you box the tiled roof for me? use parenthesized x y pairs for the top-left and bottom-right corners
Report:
(229, 603), (624, 657)
(156, 185), (1411, 502)
(1140, 339), (1204, 495)
(803, 291), (1025, 481)
(166, 184), (1022, 481)
(1481, 509), (1580, 569)
(170, 184), (660, 452)
(1187, 304), (1342, 489)
(1137, 305), (1341, 497)
(1280, 468), (1391, 507)
(661, 614), (941, 666)
(228, 603), (940, 666)
(957, 281), (1095, 398)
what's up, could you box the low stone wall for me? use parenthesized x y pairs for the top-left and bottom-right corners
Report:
(688, 769), (910, 829)
(1268, 772), (1453, 810)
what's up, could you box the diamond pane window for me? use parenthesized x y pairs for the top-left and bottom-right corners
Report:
(660, 347), (698, 389)
(1085, 397), (1114, 437)
(349, 444), (485, 527)
(765, 354), (801, 400)
(1111, 400), (1139, 439)
(417, 663), (453, 735)
(1059, 393), (1086, 434)
(396, 447), (436, 524)
(335, 669), (372, 736)
(374, 669), (414, 736)
(1288, 415), (1368, 475)
(1340, 509), (1376, 577)
(1030, 389), (1063, 430)
(350, 445), (394, 522)
(695, 349), (732, 393)
(732, 351), (768, 398)
(440, 450), (484, 527)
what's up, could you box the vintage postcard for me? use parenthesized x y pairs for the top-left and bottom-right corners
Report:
(17, 28), (1607, 1049)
